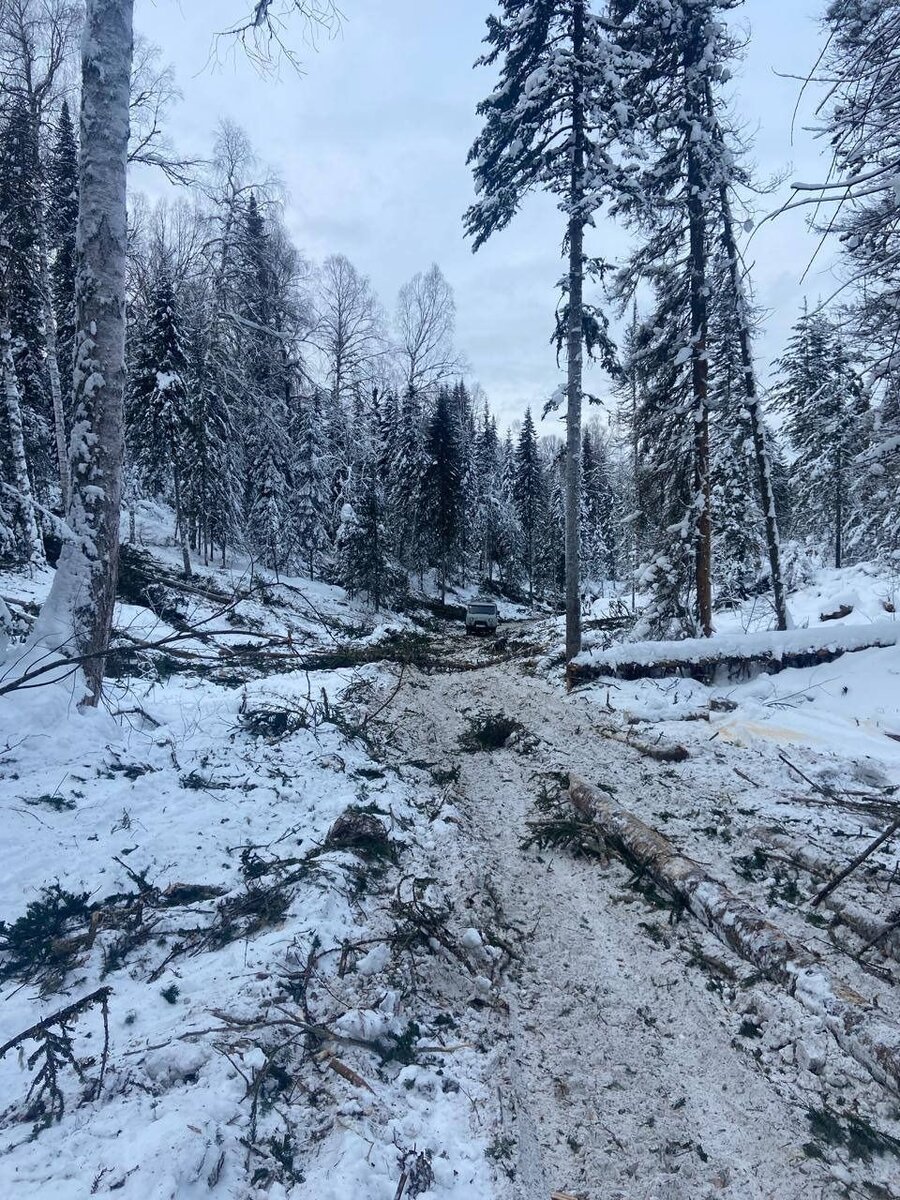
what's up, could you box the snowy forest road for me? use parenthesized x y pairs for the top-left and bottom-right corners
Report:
(382, 634), (870, 1200)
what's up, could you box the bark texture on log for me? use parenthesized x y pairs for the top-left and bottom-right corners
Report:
(594, 724), (689, 763)
(568, 776), (900, 1096)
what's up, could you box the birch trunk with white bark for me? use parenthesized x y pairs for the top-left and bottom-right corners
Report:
(32, 0), (133, 705)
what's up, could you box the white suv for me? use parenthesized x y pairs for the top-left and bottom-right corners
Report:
(465, 599), (499, 635)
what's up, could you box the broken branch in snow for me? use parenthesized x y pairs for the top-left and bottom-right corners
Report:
(316, 1048), (375, 1093)
(811, 818), (900, 909)
(0, 986), (112, 1060)
(777, 752), (836, 798)
(0, 986), (112, 1129)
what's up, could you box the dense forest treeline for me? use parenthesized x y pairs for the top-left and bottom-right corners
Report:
(1, 0), (899, 666)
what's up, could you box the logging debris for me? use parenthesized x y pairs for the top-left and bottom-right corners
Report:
(564, 776), (900, 1097)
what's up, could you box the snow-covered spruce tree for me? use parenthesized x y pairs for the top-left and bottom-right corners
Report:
(466, 0), (629, 659)
(706, 99), (787, 628)
(853, 379), (900, 567)
(536, 440), (566, 600)
(791, 0), (900, 550)
(174, 270), (241, 566)
(192, 125), (268, 565)
(387, 384), (427, 580)
(292, 386), (333, 579)
(708, 259), (767, 608)
(375, 387), (398, 493)
(32, 0), (134, 703)
(337, 463), (390, 609)
(231, 192), (296, 573)
(513, 408), (543, 605)
(614, 302), (648, 607)
(611, 0), (786, 633)
(581, 423), (618, 588)
(127, 258), (193, 571)
(323, 381), (351, 552)
(0, 0), (80, 513)
(450, 380), (476, 585)
(0, 94), (45, 565)
(620, 261), (770, 632)
(46, 98), (77, 425)
(611, 0), (723, 635)
(0, 297), (43, 566)
(620, 276), (698, 636)
(421, 385), (462, 603)
(772, 304), (869, 569)
(498, 427), (524, 593)
(473, 405), (504, 585)
(0, 87), (51, 501)
(801, 1), (900, 385)
(580, 426), (600, 586)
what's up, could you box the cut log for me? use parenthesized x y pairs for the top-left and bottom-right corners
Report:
(568, 776), (900, 1096)
(595, 723), (689, 762)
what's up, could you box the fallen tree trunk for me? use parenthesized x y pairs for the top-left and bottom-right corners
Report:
(568, 776), (900, 1096)
(569, 622), (900, 688)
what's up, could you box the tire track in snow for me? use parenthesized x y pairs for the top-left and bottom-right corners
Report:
(388, 650), (848, 1200)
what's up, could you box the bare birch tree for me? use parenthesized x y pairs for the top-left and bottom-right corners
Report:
(32, 0), (337, 705)
(314, 253), (387, 406)
(394, 263), (461, 396)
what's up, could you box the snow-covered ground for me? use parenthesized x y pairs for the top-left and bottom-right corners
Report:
(576, 561), (900, 768)
(386, 625), (900, 1197)
(4, 535), (900, 1198)
(0, 519), (503, 1200)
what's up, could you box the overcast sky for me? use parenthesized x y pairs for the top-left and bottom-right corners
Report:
(137, 0), (834, 433)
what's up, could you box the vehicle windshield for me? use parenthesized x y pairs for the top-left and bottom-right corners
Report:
(469, 604), (497, 615)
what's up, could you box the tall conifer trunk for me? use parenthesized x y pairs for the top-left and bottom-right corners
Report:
(685, 19), (712, 638)
(37, 213), (69, 512)
(33, 0), (133, 704)
(565, 0), (585, 663)
(708, 85), (788, 630)
(717, 191), (788, 629)
(835, 446), (844, 569)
